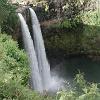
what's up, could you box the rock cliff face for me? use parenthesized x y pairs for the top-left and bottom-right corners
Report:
(11, 0), (100, 59)
(10, 0), (33, 5)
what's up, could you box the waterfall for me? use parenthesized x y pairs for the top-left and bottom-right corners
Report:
(18, 13), (43, 92)
(29, 8), (51, 90)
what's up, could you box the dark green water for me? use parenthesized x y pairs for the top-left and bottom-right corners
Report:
(51, 56), (100, 83)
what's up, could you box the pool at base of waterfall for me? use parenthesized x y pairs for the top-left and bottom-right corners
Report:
(51, 56), (100, 84)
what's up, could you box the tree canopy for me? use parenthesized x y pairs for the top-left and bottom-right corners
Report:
(0, 0), (16, 25)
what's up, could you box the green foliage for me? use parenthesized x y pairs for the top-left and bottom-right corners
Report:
(0, 0), (9, 24)
(81, 10), (100, 25)
(0, 79), (54, 100)
(44, 29), (83, 56)
(74, 71), (86, 88)
(0, 33), (29, 85)
(2, 7), (18, 34)
(45, 9), (100, 56)
(0, 0), (18, 34)
(57, 73), (100, 100)
(82, 25), (100, 55)
(60, 17), (82, 29)
(0, 77), (55, 100)
(45, 24), (100, 56)
(0, 35), (100, 100)
(0, 33), (55, 100)
(0, 0), (15, 24)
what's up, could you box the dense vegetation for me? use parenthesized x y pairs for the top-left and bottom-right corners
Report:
(0, 0), (100, 100)
(57, 72), (100, 100)
(43, 1), (100, 57)
(0, 33), (54, 100)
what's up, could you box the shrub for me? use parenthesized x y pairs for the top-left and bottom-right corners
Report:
(0, 33), (55, 100)
(0, 33), (29, 85)
(0, 79), (52, 100)
(57, 72), (100, 100)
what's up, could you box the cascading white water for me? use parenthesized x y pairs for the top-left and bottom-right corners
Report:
(18, 13), (43, 92)
(29, 8), (51, 90)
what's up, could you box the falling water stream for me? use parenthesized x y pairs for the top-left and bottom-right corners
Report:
(18, 8), (65, 93)
(18, 13), (43, 92)
(29, 8), (51, 90)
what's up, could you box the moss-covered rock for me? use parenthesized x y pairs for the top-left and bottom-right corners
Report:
(43, 24), (100, 58)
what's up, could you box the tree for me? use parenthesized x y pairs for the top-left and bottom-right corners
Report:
(46, 0), (91, 20)
(0, 0), (16, 33)
(64, 0), (91, 19)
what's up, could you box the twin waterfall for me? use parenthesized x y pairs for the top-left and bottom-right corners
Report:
(18, 8), (51, 92)
(29, 8), (51, 90)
